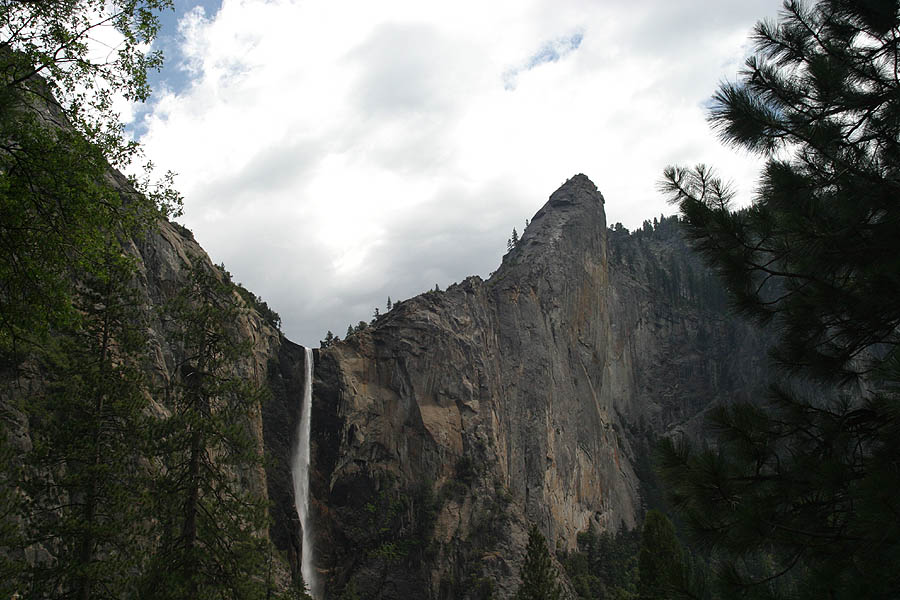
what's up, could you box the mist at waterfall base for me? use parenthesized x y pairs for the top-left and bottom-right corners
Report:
(291, 347), (319, 598)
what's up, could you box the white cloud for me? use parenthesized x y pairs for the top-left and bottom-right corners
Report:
(135, 0), (783, 347)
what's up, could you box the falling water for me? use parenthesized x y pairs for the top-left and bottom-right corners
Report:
(291, 347), (318, 598)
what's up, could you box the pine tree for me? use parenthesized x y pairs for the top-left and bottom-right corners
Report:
(321, 331), (335, 348)
(143, 261), (269, 600)
(659, 1), (900, 598)
(386, 297), (392, 311)
(515, 526), (562, 600)
(637, 511), (684, 600)
(12, 246), (154, 599)
(507, 226), (521, 252)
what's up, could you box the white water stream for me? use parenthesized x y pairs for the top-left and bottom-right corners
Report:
(291, 347), (318, 598)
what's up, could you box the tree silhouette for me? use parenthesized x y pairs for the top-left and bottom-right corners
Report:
(515, 526), (562, 600)
(660, 1), (900, 597)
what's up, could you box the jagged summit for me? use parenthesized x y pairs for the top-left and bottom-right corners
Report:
(500, 173), (607, 274)
(530, 173), (604, 222)
(550, 173), (603, 204)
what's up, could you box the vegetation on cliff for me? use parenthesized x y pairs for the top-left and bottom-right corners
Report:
(0, 2), (293, 598)
(515, 527), (562, 600)
(0, 0), (181, 365)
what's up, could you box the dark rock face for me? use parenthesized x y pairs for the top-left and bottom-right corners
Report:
(285, 175), (770, 599)
(262, 338), (307, 577)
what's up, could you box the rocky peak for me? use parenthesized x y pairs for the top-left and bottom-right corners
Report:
(540, 173), (603, 209)
(497, 174), (606, 283)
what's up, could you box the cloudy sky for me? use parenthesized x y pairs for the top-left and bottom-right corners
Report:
(131, 0), (785, 348)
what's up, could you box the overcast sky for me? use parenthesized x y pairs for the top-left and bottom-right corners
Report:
(130, 0), (785, 348)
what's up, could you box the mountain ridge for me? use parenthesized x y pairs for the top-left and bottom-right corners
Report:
(275, 174), (769, 598)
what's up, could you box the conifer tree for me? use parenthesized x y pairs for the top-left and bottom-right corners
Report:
(1, 6), (179, 588)
(637, 511), (684, 600)
(10, 246), (154, 599)
(143, 261), (269, 600)
(515, 526), (562, 600)
(321, 331), (335, 348)
(386, 297), (392, 311)
(659, 1), (900, 598)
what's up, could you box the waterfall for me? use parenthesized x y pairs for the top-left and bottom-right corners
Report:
(291, 347), (318, 598)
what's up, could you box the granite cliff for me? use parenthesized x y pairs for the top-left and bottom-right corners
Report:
(278, 175), (769, 599)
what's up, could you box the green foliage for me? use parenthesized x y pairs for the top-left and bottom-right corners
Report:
(0, 0), (181, 365)
(1, 238), (158, 598)
(142, 261), (270, 599)
(235, 282), (282, 330)
(0, 4), (292, 597)
(637, 511), (684, 600)
(562, 525), (640, 600)
(321, 330), (337, 348)
(507, 227), (520, 251)
(1, 0), (173, 157)
(0, 431), (21, 598)
(333, 475), (440, 599)
(660, 1), (900, 598)
(515, 525), (562, 600)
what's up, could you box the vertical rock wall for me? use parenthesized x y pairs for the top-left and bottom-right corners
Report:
(258, 175), (771, 599)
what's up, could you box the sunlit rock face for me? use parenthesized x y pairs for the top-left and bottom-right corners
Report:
(280, 174), (768, 599)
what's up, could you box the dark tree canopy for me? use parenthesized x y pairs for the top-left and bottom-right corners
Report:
(660, 1), (900, 598)
(516, 526), (563, 600)
(0, 0), (181, 363)
(637, 511), (685, 600)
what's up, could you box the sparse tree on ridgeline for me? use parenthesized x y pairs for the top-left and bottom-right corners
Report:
(507, 227), (520, 251)
(659, 1), (900, 598)
(321, 331), (335, 348)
